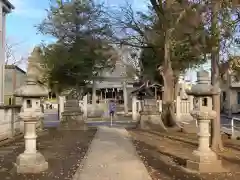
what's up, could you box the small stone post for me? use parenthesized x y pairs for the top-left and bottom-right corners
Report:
(132, 95), (138, 121)
(123, 81), (129, 114)
(186, 70), (224, 172)
(92, 80), (97, 105)
(83, 94), (88, 120)
(189, 95), (194, 111)
(14, 52), (49, 173)
(59, 95), (65, 121)
(176, 96), (181, 120)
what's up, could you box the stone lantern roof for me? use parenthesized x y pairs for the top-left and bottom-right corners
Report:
(14, 77), (48, 98)
(14, 48), (48, 98)
(186, 70), (219, 96)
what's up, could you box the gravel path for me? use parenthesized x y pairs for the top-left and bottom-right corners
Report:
(73, 126), (152, 180)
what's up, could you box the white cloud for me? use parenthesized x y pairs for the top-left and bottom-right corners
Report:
(9, 0), (46, 19)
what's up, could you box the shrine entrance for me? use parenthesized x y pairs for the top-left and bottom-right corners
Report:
(98, 88), (124, 104)
(87, 88), (126, 113)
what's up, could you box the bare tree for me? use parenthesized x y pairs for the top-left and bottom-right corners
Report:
(5, 39), (26, 66)
(120, 45), (141, 79)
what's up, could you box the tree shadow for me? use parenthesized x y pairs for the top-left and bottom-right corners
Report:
(134, 129), (198, 146)
(132, 139), (203, 180)
(131, 130), (240, 175)
(133, 138), (240, 180)
(135, 129), (240, 152)
(224, 142), (240, 152)
(221, 155), (240, 166)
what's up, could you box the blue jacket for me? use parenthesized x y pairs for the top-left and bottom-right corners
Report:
(109, 102), (116, 112)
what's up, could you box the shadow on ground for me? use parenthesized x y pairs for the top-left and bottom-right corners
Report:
(132, 139), (202, 180)
(0, 127), (96, 180)
(130, 130), (240, 180)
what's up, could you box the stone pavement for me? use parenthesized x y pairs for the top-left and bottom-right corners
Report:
(72, 126), (152, 180)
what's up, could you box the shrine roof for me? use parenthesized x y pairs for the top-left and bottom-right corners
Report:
(131, 83), (162, 96)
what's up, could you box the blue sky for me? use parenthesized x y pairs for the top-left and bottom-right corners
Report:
(6, 0), (147, 69)
(7, 0), (52, 61)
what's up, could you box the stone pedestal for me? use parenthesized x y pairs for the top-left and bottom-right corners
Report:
(15, 113), (48, 173)
(139, 98), (167, 131)
(64, 99), (81, 112)
(140, 111), (167, 131)
(61, 99), (86, 130)
(186, 115), (223, 172)
(186, 110), (224, 172)
(186, 115), (222, 172)
(16, 152), (48, 174)
(61, 111), (86, 130)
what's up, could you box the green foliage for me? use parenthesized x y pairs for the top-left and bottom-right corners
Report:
(139, 48), (161, 83)
(41, 40), (114, 88)
(38, 0), (115, 91)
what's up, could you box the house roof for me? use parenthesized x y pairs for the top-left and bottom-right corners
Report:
(1, 0), (14, 13)
(5, 65), (26, 74)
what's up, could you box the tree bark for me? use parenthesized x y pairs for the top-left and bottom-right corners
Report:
(174, 76), (179, 100)
(210, 1), (224, 152)
(161, 68), (177, 127)
(161, 29), (178, 127)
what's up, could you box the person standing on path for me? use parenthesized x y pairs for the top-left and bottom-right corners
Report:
(109, 99), (116, 118)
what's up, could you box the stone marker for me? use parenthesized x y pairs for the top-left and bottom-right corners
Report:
(139, 93), (167, 131)
(186, 70), (225, 172)
(14, 48), (49, 173)
(60, 90), (87, 130)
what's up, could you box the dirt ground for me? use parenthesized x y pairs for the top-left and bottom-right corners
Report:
(0, 128), (96, 180)
(129, 129), (240, 180)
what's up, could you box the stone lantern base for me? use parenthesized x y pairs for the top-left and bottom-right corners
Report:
(15, 152), (48, 173)
(187, 150), (225, 173)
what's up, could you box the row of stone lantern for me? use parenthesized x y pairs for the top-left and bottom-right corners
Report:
(13, 63), (224, 173)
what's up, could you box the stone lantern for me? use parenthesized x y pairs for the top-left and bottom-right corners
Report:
(14, 57), (48, 173)
(186, 70), (224, 172)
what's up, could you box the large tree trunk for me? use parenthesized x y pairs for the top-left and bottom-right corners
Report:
(161, 68), (177, 127)
(210, 1), (223, 152)
(158, 0), (179, 129)
(160, 29), (178, 128)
